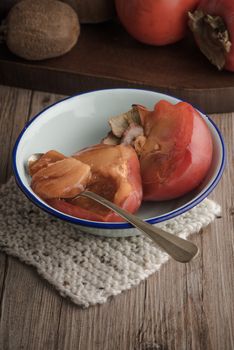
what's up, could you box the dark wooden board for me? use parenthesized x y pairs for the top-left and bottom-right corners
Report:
(0, 21), (234, 113)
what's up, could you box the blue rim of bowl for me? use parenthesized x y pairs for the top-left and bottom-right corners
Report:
(12, 89), (226, 230)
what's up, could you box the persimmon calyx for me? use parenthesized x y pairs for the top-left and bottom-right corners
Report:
(188, 9), (231, 70)
(102, 105), (144, 147)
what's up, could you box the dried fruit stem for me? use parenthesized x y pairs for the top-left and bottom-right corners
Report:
(188, 9), (231, 70)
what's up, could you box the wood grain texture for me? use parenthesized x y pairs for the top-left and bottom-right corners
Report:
(0, 85), (31, 183)
(1, 21), (234, 113)
(205, 114), (234, 350)
(0, 87), (65, 350)
(0, 86), (233, 350)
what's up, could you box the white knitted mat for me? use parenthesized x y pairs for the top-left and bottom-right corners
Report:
(0, 178), (221, 307)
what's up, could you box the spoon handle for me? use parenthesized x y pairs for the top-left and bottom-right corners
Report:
(80, 191), (199, 263)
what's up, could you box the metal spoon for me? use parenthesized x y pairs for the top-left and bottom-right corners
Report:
(27, 153), (199, 263)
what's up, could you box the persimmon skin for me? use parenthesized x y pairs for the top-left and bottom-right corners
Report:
(140, 101), (213, 201)
(115, 0), (199, 45)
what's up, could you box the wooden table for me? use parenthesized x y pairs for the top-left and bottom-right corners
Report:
(0, 85), (233, 350)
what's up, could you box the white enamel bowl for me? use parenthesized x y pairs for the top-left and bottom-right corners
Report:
(12, 89), (225, 237)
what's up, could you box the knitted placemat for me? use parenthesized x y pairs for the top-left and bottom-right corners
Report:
(0, 178), (221, 307)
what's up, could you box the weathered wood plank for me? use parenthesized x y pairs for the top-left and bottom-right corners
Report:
(56, 282), (146, 350)
(28, 90), (65, 121)
(0, 85), (31, 183)
(135, 258), (189, 350)
(0, 88), (65, 350)
(201, 114), (234, 350)
(0, 85), (32, 344)
(0, 258), (63, 350)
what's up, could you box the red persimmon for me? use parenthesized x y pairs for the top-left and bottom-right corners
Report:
(138, 100), (213, 200)
(115, 0), (199, 45)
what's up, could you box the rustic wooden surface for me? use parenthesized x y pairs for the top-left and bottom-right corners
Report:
(0, 85), (233, 350)
(1, 20), (234, 114)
